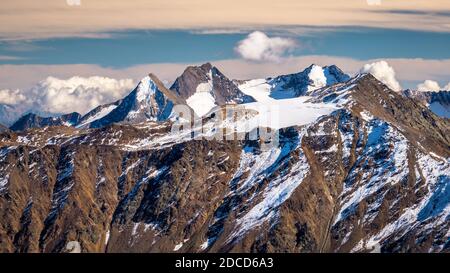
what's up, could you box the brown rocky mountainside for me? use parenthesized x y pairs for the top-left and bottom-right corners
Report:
(0, 72), (448, 253)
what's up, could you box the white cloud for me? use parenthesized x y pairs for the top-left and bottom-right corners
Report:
(417, 80), (441, 92)
(444, 83), (450, 90)
(360, 61), (402, 91)
(0, 76), (135, 115)
(31, 76), (135, 114)
(235, 31), (297, 62)
(0, 89), (27, 105)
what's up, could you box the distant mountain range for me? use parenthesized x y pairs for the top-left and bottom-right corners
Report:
(3, 64), (448, 132)
(0, 63), (448, 253)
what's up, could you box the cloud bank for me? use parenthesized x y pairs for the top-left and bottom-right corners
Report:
(417, 80), (450, 92)
(1, 57), (450, 97)
(0, 76), (135, 115)
(417, 80), (441, 92)
(360, 61), (402, 91)
(0, 89), (26, 105)
(235, 31), (297, 62)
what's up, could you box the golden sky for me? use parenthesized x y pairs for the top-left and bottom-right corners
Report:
(1, 0), (450, 39)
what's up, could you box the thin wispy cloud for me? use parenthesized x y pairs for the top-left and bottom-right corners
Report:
(0, 55), (24, 61)
(1, 0), (450, 40)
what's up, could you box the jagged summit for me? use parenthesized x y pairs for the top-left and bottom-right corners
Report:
(274, 64), (350, 95)
(238, 64), (350, 101)
(82, 73), (184, 128)
(170, 63), (255, 116)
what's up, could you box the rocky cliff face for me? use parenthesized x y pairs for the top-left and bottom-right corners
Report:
(270, 64), (350, 97)
(0, 70), (448, 253)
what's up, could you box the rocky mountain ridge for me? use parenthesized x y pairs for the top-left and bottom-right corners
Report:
(0, 65), (448, 253)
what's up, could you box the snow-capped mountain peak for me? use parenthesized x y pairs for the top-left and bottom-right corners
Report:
(81, 73), (184, 128)
(170, 63), (255, 117)
(185, 68), (216, 117)
(135, 75), (159, 102)
(239, 64), (350, 100)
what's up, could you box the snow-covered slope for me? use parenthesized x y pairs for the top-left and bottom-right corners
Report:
(219, 97), (338, 131)
(185, 69), (217, 117)
(76, 102), (121, 128)
(329, 110), (449, 253)
(86, 74), (184, 128)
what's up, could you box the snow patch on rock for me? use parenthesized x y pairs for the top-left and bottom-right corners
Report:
(307, 65), (327, 91)
(186, 70), (217, 117)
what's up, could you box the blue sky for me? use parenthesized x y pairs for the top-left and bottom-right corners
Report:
(1, 27), (450, 67)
